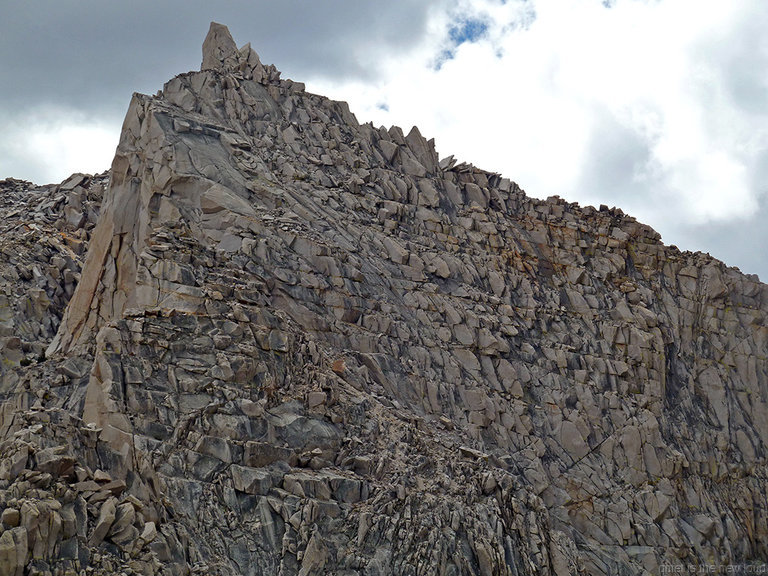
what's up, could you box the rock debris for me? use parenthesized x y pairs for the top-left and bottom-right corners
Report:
(0, 22), (766, 576)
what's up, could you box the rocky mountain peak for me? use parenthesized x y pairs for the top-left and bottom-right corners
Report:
(201, 21), (276, 84)
(201, 22), (240, 71)
(201, 22), (268, 81)
(0, 22), (766, 576)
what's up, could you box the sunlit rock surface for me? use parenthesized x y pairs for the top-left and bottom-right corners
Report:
(0, 22), (766, 576)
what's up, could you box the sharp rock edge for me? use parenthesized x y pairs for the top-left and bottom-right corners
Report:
(0, 22), (767, 576)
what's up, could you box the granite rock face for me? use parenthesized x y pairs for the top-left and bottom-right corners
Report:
(1, 22), (767, 575)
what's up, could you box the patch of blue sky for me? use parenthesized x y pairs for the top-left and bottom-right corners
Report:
(448, 18), (490, 46)
(433, 49), (454, 70)
(433, 16), (491, 70)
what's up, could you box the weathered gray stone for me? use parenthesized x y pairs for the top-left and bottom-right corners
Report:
(0, 20), (765, 576)
(231, 464), (274, 495)
(89, 497), (117, 547)
(0, 527), (27, 576)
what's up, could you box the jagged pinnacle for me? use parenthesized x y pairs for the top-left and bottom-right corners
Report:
(201, 22), (239, 71)
(200, 21), (270, 82)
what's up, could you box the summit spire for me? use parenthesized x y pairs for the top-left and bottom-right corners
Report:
(200, 21), (272, 82)
(201, 22), (239, 71)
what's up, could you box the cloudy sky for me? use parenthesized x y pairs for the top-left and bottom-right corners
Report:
(1, 0), (766, 280)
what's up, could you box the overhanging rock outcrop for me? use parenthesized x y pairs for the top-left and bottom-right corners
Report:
(2, 22), (767, 576)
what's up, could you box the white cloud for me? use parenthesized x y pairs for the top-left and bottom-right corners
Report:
(0, 108), (119, 184)
(307, 0), (768, 233)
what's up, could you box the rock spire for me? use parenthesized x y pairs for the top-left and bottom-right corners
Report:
(201, 21), (273, 83)
(201, 21), (240, 71)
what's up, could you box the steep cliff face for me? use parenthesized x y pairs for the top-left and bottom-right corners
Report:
(1, 22), (767, 576)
